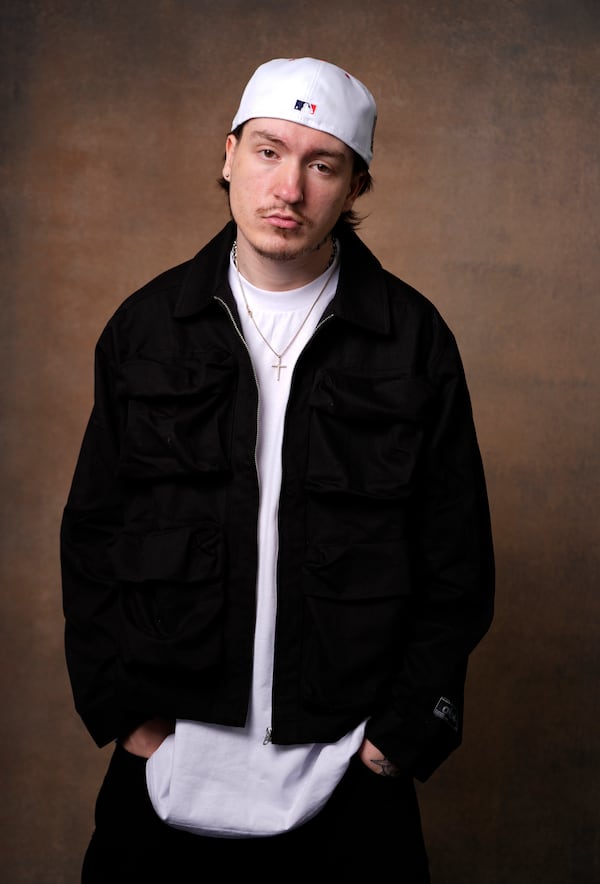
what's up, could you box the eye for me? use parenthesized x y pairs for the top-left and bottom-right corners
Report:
(259, 148), (278, 159)
(313, 162), (333, 175)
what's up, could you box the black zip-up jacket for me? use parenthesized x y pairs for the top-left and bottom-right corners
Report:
(61, 221), (494, 781)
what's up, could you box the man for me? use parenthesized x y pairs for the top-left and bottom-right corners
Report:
(61, 57), (494, 881)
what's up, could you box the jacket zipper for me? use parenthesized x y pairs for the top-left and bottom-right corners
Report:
(216, 297), (335, 746)
(269, 311), (336, 742)
(214, 297), (261, 486)
(215, 296), (267, 744)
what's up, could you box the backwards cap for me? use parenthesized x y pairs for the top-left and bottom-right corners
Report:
(231, 57), (377, 167)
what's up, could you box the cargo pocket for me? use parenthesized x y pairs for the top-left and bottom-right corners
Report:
(116, 349), (236, 479)
(306, 370), (433, 499)
(109, 522), (224, 674)
(301, 540), (412, 710)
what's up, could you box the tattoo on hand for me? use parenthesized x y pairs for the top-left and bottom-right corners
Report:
(370, 756), (400, 777)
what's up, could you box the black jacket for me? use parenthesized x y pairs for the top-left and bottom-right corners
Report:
(61, 221), (494, 781)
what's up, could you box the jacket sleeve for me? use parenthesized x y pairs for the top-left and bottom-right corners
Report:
(60, 326), (140, 747)
(365, 315), (495, 781)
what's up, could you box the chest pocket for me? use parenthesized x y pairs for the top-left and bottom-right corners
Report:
(306, 369), (434, 499)
(116, 349), (236, 479)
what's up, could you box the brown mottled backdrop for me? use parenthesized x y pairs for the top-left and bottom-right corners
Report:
(1, 1), (598, 881)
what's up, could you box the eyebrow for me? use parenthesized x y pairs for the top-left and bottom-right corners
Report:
(249, 128), (348, 161)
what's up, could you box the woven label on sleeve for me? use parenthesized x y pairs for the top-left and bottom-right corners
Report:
(433, 696), (459, 731)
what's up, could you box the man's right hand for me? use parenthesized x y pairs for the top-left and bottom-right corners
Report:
(121, 717), (175, 758)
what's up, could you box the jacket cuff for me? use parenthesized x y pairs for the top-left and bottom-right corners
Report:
(365, 694), (463, 782)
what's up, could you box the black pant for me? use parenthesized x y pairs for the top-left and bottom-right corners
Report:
(82, 742), (431, 882)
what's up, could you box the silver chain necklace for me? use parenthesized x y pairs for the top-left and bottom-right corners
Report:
(232, 239), (338, 380)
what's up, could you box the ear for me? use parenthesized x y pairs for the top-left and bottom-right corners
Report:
(222, 133), (239, 181)
(342, 171), (367, 213)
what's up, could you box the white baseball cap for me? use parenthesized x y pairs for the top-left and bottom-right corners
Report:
(231, 57), (377, 167)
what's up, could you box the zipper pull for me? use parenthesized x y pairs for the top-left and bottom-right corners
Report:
(263, 727), (273, 745)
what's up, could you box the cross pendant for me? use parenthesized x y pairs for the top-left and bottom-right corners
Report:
(272, 356), (287, 380)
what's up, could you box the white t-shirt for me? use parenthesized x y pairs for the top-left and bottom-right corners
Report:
(145, 245), (367, 837)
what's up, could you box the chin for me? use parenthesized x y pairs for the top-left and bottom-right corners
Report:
(254, 237), (310, 262)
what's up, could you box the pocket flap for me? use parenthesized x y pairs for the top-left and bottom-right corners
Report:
(309, 371), (433, 423)
(109, 524), (222, 583)
(303, 541), (411, 600)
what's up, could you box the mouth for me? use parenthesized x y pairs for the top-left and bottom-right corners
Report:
(262, 212), (303, 230)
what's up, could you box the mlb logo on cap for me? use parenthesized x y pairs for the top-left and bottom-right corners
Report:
(294, 99), (317, 115)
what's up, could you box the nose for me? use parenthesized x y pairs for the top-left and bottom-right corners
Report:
(273, 161), (304, 204)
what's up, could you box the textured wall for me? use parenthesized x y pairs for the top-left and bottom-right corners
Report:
(2, 1), (599, 881)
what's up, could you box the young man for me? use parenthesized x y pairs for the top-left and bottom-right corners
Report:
(61, 57), (495, 881)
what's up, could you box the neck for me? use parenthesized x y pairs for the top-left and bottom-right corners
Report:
(233, 232), (335, 291)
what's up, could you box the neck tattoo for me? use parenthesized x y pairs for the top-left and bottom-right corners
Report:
(231, 239), (338, 380)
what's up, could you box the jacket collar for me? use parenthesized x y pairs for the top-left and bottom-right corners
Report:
(174, 220), (391, 336)
(174, 221), (237, 318)
(333, 225), (390, 335)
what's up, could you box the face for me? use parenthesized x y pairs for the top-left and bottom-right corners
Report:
(222, 118), (363, 267)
